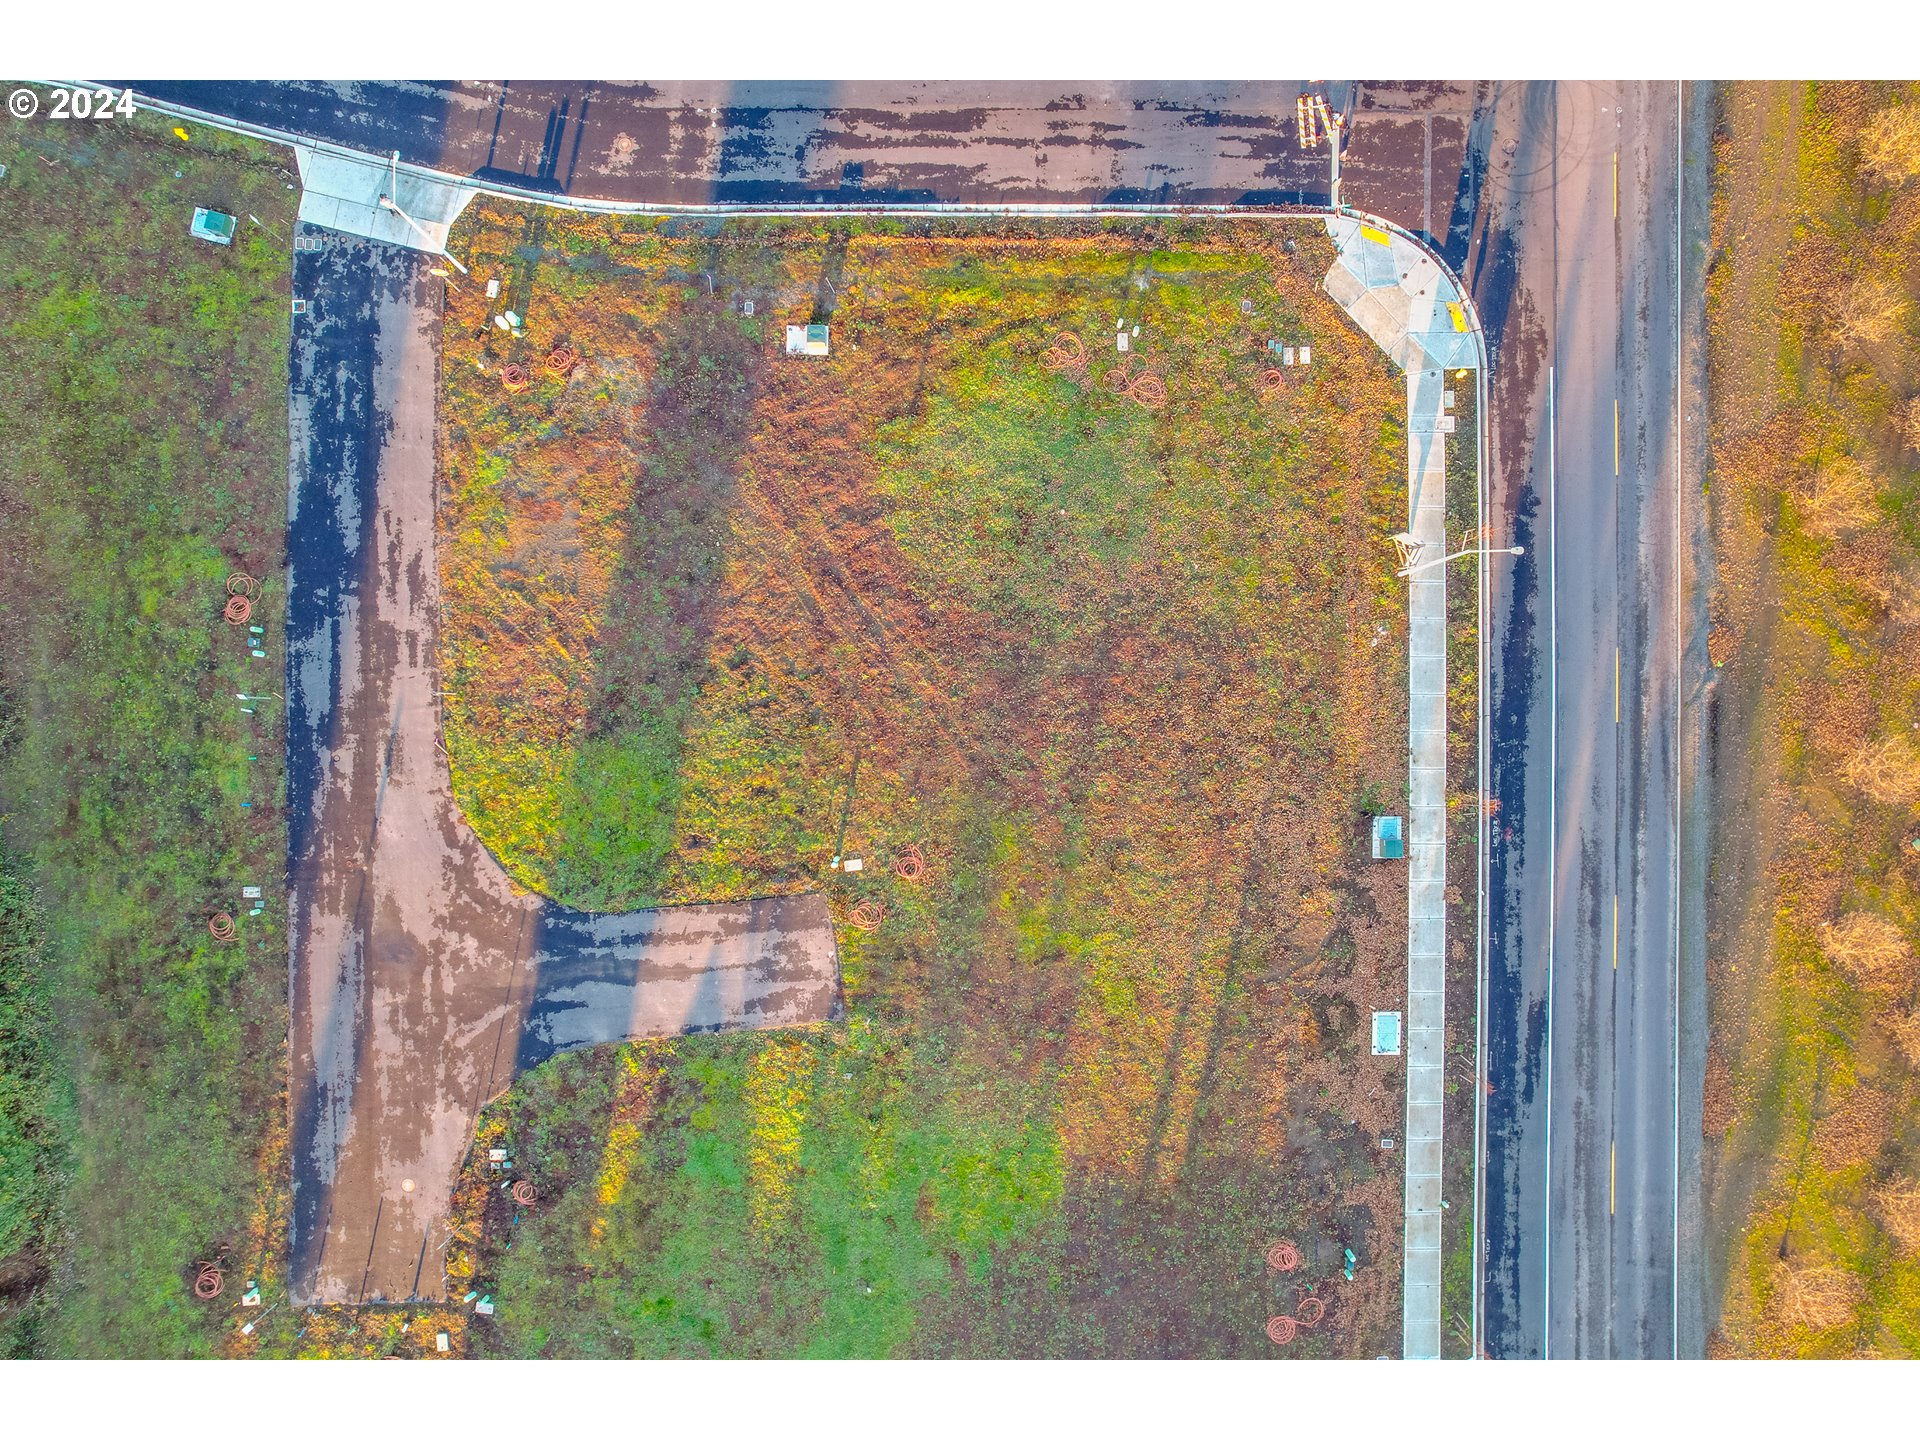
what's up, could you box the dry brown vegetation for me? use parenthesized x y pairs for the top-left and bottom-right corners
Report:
(1768, 1260), (1867, 1332)
(1820, 912), (1915, 990)
(1703, 80), (1920, 1359)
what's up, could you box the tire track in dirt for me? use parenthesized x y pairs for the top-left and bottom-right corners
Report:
(726, 351), (1002, 789)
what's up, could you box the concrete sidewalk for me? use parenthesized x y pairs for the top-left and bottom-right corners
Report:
(295, 145), (474, 253)
(1400, 365), (1453, 1362)
(1322, 214), (1479, 1360)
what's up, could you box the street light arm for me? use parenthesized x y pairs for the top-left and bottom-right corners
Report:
(1396, 545), (1523, 578)
(377, 194), (471, 275)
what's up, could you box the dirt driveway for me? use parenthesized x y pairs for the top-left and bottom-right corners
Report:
(284, 235), (840, 1305)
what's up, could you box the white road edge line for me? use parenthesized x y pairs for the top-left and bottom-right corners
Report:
(1472, 279), (1493, 1363)
(1543, 361), (1558, 1359)
(1672, 78), (1685, 1362)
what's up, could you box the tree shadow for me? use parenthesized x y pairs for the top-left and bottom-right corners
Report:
(590, 276), (767, 740)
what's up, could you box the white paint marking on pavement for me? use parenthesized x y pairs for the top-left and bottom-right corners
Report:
(1544, 361), (1558, 1358)
(1672, 78), (1686, 1361)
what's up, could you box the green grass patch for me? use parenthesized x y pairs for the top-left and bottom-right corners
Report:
(0, 99), (294, 1356)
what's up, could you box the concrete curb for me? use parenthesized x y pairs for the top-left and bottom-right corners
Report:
(111, 78), (1497, 1353)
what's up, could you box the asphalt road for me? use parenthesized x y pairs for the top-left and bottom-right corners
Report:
(1464, 81), (1687, 1359)
(125, 80), (1479, 248)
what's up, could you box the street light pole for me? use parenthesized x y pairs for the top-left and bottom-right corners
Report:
(1329, 105), (1345, 211)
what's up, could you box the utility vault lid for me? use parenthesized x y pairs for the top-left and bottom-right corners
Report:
(1371, 813), (1405, 860)
(1371, 1011), (1403, 1056)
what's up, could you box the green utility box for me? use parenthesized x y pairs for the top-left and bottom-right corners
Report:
(1371, 813), (1404, 860)
(191, 207), (236, 245)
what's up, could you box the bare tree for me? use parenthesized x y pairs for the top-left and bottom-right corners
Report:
(1861, 103), (1920, 187)
(1872, 1181), (1920, 1255)
(1801, 454), (1882, 538)
(1887, 1006), (1920, 1069)
(1843, 733), (1920, 805)
(1819, 910), (1914, 989)
(1833, 272), (1910, 351)
(1770, 1260), (1865, 1330)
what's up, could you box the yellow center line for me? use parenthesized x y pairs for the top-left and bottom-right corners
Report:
(1610, 1142), (1617, 1214)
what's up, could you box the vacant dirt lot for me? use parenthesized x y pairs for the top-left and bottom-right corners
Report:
(433, 207), (1410, 1356)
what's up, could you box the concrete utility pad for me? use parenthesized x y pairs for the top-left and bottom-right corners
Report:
(285, 233), (840, 1307)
